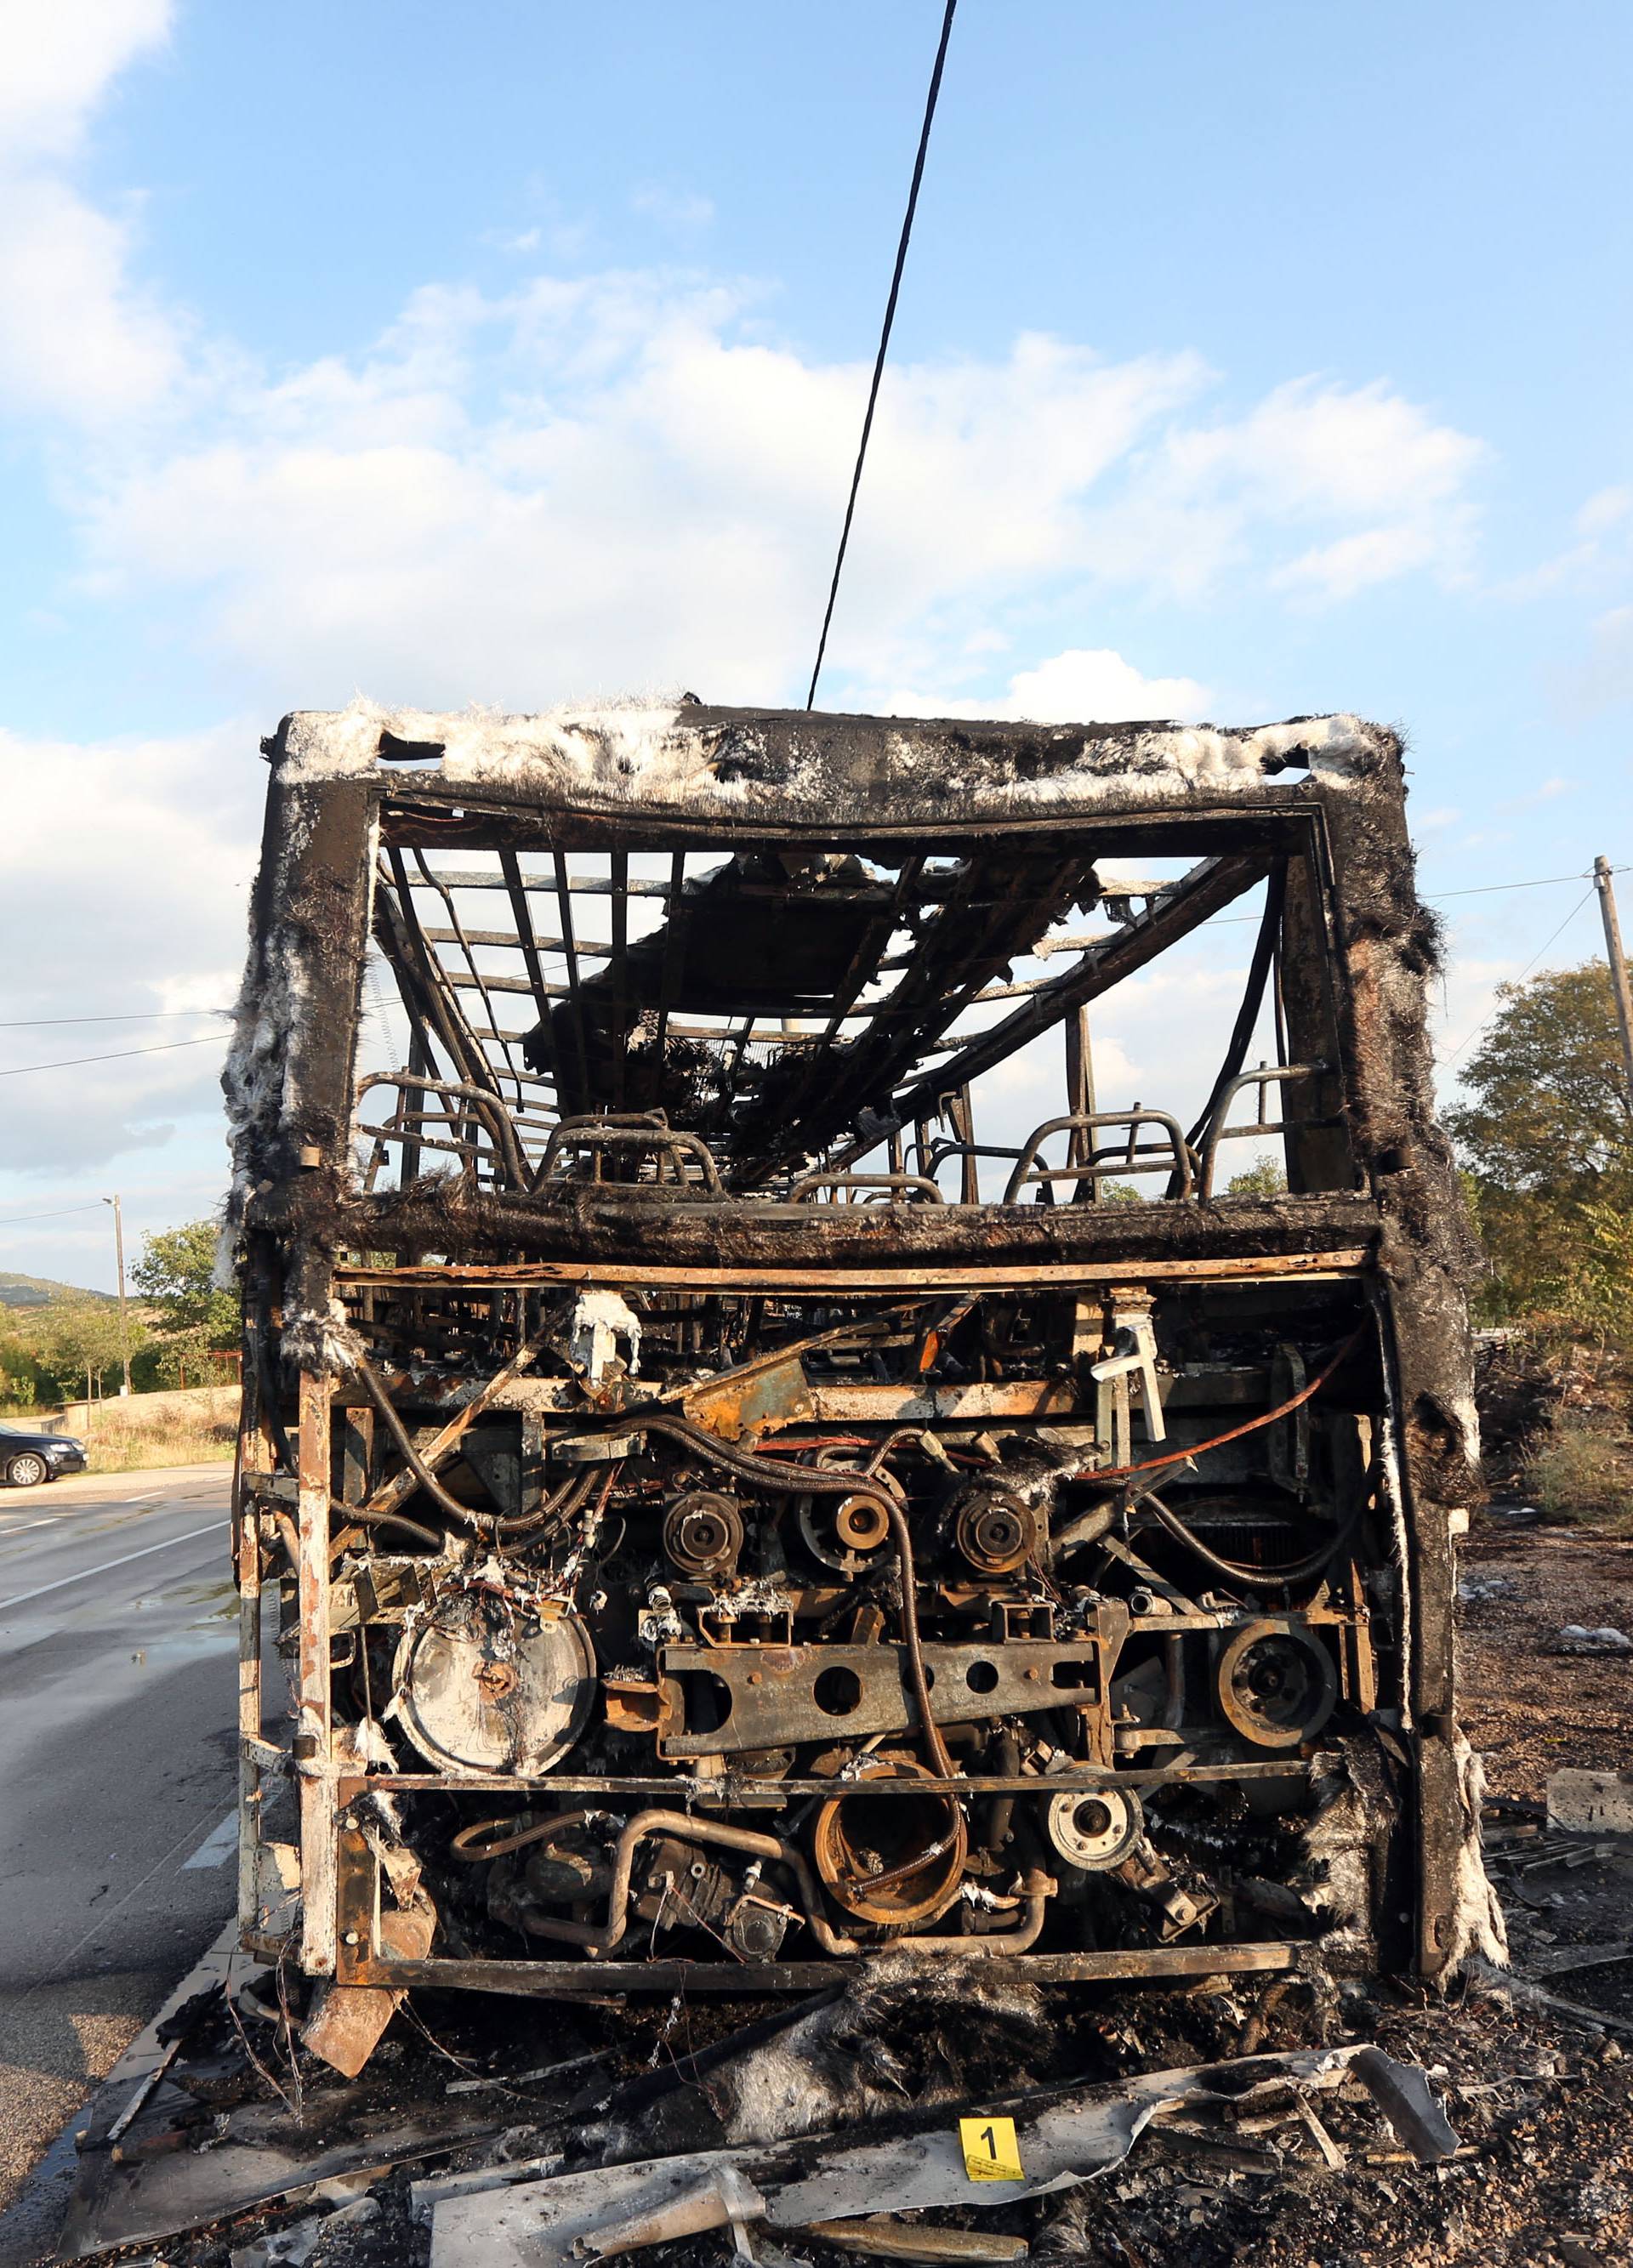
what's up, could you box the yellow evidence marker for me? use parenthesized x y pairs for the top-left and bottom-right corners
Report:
(959, 2116), (1024, 2182)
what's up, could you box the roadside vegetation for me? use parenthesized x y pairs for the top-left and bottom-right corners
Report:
(1, 1216), (238, 1465)
(76, 1395), (239, 1475)
(1448, 958), (1633, 1528)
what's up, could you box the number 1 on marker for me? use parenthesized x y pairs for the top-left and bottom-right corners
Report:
(959, 2115), (1024, 2181)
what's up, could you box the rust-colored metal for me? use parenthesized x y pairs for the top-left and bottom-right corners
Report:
(229, 702), (1489, 2062)
(811, 1756), (967, 1926)
(330, 1249), (1373, 1293)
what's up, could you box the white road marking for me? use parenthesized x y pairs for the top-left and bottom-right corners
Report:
(0, 1521), (230, 1613)
(0, 1516), (63, 1536)
(182, 1810), (239, 1870)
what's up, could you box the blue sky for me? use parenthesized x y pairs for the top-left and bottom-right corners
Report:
(2, 0), (1630, 1289)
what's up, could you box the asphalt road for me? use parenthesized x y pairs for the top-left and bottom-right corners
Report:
(0, 1463), (246, 2224)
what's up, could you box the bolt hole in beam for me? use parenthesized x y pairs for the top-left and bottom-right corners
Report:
(814, 1665), (864, 1717)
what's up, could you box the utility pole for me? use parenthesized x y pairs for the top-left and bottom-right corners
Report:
(104, 1193), (133, 1396)
(1594, 856), (1633, 1118)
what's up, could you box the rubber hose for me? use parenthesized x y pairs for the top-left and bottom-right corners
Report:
(328, 1499), (444, 1551)
(1141, 1485), (1364, 1589)
(354, 1350), (596, 1536)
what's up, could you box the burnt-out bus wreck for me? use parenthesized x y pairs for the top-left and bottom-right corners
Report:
(225, 700), (1504, 2073)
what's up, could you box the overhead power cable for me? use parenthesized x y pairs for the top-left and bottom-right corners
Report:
(0, 1201), (109, 1228)
(0, 1035), (225, 1079)
(806, 0), (958, 711)
(1209, 860), (1626, 926)
(1438, 887), (1596, 1066)
(0, 1008), (232, 1029)
(1428, 864), (1627, 900)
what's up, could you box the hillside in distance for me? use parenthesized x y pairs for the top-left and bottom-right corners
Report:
(0, 1272), (114, 1310)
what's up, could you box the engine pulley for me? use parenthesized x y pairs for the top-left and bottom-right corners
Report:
(953, 1487), (1040, 1576)
(1045, 1785), (1144, 1871)
(1215, 1619), (1338, 1749)
(796, 1467), (899, 1574)
(663, 1490), (745, 1578)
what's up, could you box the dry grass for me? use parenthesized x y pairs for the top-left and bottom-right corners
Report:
(1521, 1404), (1633, 1533)
(78, 1408), (235, 1474)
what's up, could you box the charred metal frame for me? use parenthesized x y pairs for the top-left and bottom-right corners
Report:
(225, 703), (1494, 2049)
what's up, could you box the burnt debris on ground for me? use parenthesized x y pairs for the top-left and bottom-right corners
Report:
(46, 1838), (1633, 2268)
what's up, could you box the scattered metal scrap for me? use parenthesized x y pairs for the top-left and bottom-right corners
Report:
(412, 2040), (1455, 2267)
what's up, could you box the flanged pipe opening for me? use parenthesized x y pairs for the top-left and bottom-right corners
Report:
(811, 1761), (966, 1926)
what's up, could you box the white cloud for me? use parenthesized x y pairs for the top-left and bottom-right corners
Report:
(1577, 485), (1633, 540)
(0, 0), (171, 162)
(1079, 375), (1483, 603)
(0, 719), (259, 1175)
(1568, 601), (1633, 714)
(1001, 648), (1210, 722)
(868, 646), (1211, 725)
(65, 277), (1486, 713)
(630, 185), (714, 233)
(0, 0), (180, 422)
(0, 11), (1491, 676)
(0, 173), (184, 419)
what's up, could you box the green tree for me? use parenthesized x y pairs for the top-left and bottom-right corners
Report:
(132, 1219), (240, 1345)
(0, 1332), (42, 1409)
(1445, 960), (1633, 1327)
(1444, 962), (1632, 1193)
(32, 1301), (139, 1400)
(1226, 1157), (1288, 1198)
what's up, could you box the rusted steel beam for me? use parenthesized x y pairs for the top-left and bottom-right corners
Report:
(341, 1943), (1305, 1994)
(609, 846), (629, 1110)
(543, 848), (589, 1105)
(331, 1248), (1370, 1293)
(296, 1367), (336, 1975)
(500, 847), (560, 1094)
(361, 1762), (1312, 1794)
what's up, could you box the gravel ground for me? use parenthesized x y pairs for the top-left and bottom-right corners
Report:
(1459, 1511), (1633, 1806)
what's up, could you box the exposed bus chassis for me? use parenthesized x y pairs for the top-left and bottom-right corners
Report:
(225, 701), (1502, 2071)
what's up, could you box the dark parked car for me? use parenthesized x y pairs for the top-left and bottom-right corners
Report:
(0, 1425), (88, 1486)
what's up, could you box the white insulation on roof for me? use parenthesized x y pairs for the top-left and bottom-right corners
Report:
(275, 696), (1382, 819)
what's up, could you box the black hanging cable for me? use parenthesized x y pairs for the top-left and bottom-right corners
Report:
(805, 0), (959, 711)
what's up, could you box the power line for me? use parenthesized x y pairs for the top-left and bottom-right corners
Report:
(0, 1035), (225, 1079)
(1209, 860), (1626, 925)
(1429, 864), (1627, 900)
(0, 1009), (232, 1029)
(806, 0), (958, 711)
(0, 1202), (108, 1228)
(1438, 886), (1596, 1067)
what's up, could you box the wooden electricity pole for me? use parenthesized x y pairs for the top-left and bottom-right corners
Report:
(104, 1192), (133, 1397)
(1594, 856), (1633, 1117)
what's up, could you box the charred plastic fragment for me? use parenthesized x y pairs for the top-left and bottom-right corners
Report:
(223, 697), (1501, 2069)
